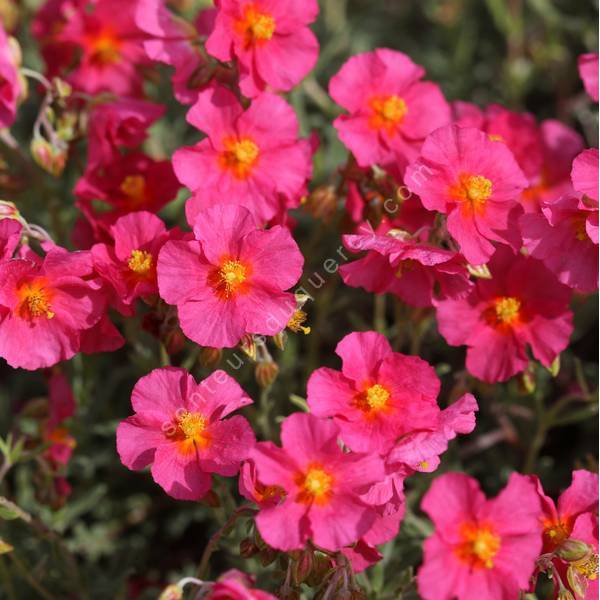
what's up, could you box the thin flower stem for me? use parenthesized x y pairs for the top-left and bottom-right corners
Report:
(8, 552), (55, 600)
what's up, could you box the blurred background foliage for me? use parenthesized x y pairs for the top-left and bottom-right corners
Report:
(0, 0), (598, 598)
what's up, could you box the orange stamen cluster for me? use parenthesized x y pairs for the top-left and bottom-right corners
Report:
(455, 523), (501, 569)
(171, 410), (210, 454)
(369, 95), (408, 133)
(17, 279), (55, 321)
(297, 465), (333, 505)
(220, 137), (260, 180)
(236, 4), (276, 47)
(354, 383), (391, 415)
(450, 173), (493, 214)
(87, 29), (122, 65)
(127, 249), (153, 276)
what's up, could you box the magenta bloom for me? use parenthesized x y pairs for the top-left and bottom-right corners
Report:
(405, 125), (528, 265)
(91, 212), (177, 311)
(418, 472), (543, 600)
(532, 470), (599, 554)
(0, 248), (103, 370)
(207, 570), (276, 600)
(572, 148), (599, 203)
(435, 247), (573, 383)
(330, 49), (450, 171)
(157, 205), (303, 348)
(75, 153), (180, 242)
(251, 413), (385, 552)
(307, 331), (441, 455)
(0, 219), (22, 261)
(578, 53), (599, 102)
(206, 0), (319, 98)
(45, 0), (151, 96)
(87, 98), (165, 167)
(562, 513), (599, 600)
(340, 222), (472, 307)
(0, 24), (21, 129)
(520, 194), (599, 293)
(173, 85), (312, 222)
(117, 367), (255, 501)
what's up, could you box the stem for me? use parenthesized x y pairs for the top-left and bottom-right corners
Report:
(8, 553), (55, 600)
(373, 294), (386, 334)
(195, 505), (256, 579)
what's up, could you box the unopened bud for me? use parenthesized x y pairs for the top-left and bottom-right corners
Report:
(199, 347), (222, 369)
(158, 584), (183, 600)
(30, 137), (67, 177)
(255, 361), (279, 388)
(259, 546), (278, 567)
(272, 331), (287, 351)
(239, 335), (257, 361)
(547, 355), (561, 377)
(556, 539), (591, 562)
(304, 185), (338, 221)
(293, 550), (314, 585)
(52, 77), (72, 99)
(239, 538), (259, 558)
(467, 263), (492, 279)
(0, 200), (19, 219)
(519, 365), (536, 395)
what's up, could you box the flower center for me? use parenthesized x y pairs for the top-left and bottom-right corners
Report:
(574, 553), (599, 580)
(218, 260), (247, 297)
(366, 384), (390, 410)
(455, 523), (501, 569)
(127, 249), (153, 276)
(17, 279), (55, 320)
(287, 309), (311, 335)
(369, 95), (408, 133)
(451, 173), (493, 212)
(220, 137), (260, 180)
(120, 175), (147, 206)
(237, 5), (276, 45)
(301, 466), (333, 505)
(494, 296), (521, 325)
(543, 519), (571, 551)
(174, 410), (210, 452)
(88, 29), (122, 65)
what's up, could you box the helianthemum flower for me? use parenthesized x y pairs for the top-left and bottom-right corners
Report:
(435, 247), (574, 383)
(250, 412), (386, 551)
(206, 0), (319, 97)
(173, 85), (312, 223)
(0, 23), (22, 129)
(330, 48), (451, 171)
(0, 248), (104, 370)
(405, 124), (529, 265)
(307, 331), (444, 455)
(340, 222), (472, 307)
(117, 367), (256, 501)
(578, 53), (599, 102)
(157, 204), (303, 348)
(418, 472), (543, 600)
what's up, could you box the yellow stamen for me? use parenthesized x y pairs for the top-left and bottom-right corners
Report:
(451, 173), (493, 212)
(574, 553), (599, 580)
(287, 310), (311, 335)
(365, 384), (390, 411)
(455, 523), (501, 569)
(370, 95), (408, 132)
(237, 5), (276, 44)
(127, 249), (153, 276)
(304, 468), (332, 498)
(220, 138), (260, 179)
(218, 260), (247, 297)
(17, 280), (54, 320)
(494, 296), (521, 325)
(177, 410), (209, 448)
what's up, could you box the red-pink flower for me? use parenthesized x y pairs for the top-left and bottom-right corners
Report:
(532, 470), (599, 554)
(135, 0), (221, 104)
(520, 194), (599, 293)
(0, 248), (104, 370)
(87, 98), (165, 167)
(75, 153), (180, 243)
(435, 247), (573, 383)
(91, 211), (178, 311)
(206, 0), (319, 98)
(251, 413), (386, 552)
(405, 125), (528, 265)
(173, 85), (312, 223)
(340, 222), (472, 307)
(116, 367), (255, 501)
(207, 570), (276, 600)
(578, 53), (599, 102)
(307, 331), (443, 454)
(0, 219), (22, 261)
(157, 205), (303, 348)
(418, 472), (543, 600)
(330, 49), (451, 171)
(0, 23), (21, 129)
(572, 148), (599, 203)
(42, 0), (151, 96)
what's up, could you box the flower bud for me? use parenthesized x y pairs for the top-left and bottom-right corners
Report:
(304, 185), (338, 221)
(158, 584), (182, 600)
(239, 334), (257, 361)
(255, 361), (279, 388)
(0, 200), (19, 219)
(199, 347), (222, 369)
(259, 546), (278, 567)
(292, 550), (314, 585)
(239, 538), (259, 558)
(556, 539), (592, 562)
(30, 137), (67, 177)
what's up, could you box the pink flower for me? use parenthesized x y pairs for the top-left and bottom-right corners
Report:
(207, 569), (276, 600)
(0, 219), (22, 261)
(435, 247), (573, 383)
(533, 470), (599, 554)
(330, 49), (451, 171)
(239, 460), (285, 507)
(578, 53), (599, 102)
(572, 148), (599, 203)
(135, 0), (221, 104)
(87, 98), (165, 167)
(173, 85), (312, 223)
(250, 413), (386, 552)
(418, 472), (543, 600)
(45, 0), (151, 96)
(0, 23), (21, 129)
(116, 367), (255, 501)
(0, 248), (104, 370)
(340, 222), (472, 307)
(520, 194), (599, 293)
(405, 125), (528, 265)
(157, 204), (303, 348)
(91, 212), (178, 311)
(206, 0), (319, 98)
(75, 152), (180, 243)
(307, 331), (443, 454)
